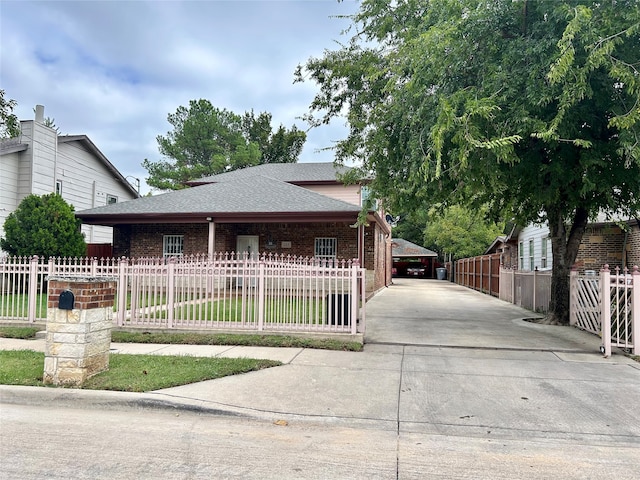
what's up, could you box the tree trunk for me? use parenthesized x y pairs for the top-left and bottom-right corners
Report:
(545, 206), (588, 325)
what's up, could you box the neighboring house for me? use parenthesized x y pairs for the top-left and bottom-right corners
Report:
(76, 162), (393, 294)
(0, 105), (139, 255)
(486, 216), (640, 272)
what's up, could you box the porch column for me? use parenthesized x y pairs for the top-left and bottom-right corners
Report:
(207, 219), (216, 257)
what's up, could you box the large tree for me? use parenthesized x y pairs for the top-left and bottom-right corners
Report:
(0, 90), (20, 139)
(1, 194), (86, 258)
(297, 0), (640, 324)
(423, 205), (504, 260)
(143, 100), (306, 190)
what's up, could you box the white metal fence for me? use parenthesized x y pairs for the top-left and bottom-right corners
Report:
(0, 254), (366, 335)
(570, 266), (638, 356)
(499, 268), (552, 313)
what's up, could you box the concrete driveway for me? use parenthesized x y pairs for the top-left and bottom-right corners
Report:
(365, 278), (602, 352)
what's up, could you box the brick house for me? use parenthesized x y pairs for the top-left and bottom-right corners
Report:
(76, 163), (393, 294)
(486, 217), (640, 272)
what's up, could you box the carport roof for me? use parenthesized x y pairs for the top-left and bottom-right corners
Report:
(391, 238), (438, 257)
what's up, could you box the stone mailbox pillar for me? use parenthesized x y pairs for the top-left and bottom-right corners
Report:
(44, 277), (116, 386)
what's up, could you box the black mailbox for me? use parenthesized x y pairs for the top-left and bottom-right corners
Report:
(59, 290), (75, 310)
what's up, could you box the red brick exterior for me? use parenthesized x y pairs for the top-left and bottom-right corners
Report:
(112, 221), (389, 291)
(628, 223), (640, 268)
(576, 224), (626, 271)
(48, 280), (116, 310)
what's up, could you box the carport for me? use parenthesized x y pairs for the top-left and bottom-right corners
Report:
(392, 238), (439, 278)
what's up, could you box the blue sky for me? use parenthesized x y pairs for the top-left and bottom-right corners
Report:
(0, 0), (359, 193)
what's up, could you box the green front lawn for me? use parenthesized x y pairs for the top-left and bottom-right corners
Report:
(0, 350), (281, 392)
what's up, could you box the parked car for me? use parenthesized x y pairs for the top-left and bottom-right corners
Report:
(406, 262), (427, 277)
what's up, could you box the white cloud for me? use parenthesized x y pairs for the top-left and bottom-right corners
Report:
(1, 0), (358, 193)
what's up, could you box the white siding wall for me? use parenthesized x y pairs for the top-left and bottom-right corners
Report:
(0, 152), (20, 241)
(30, 122), (58, 195)
(1, 116), (135, 250)
(305, 184), (361, 206)
(56, 142), (135, 244)
(16, 121), (35, 201)
(517, 224), (552, 271)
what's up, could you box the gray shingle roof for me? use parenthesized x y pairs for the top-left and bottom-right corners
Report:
(76, 175), (362, 219)
(391, 239), (438, 257)
(189, 162), (355, 185)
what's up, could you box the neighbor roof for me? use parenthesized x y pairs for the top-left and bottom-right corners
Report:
(188, 162), (361, 186)
(0, 133), (139, 198)
(391, 238), (438, 258)
(76, 175), (363, 225)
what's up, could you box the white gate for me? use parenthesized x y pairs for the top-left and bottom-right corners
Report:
(570, 271), (601, 335)
(570, 266), (639, 356)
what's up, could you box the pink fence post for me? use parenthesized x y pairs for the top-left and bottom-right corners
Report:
(600, 265), (611, 357)
(359, 264), (366, 333)
(569, 268), (578, 326)
(167, 258), (176, 328)
(257, 261), (265, 332)
(116, 257), (128, 327)
(351, 262), (358, 335)
(27, 256), (39, 323)
(632, 266), (639, 355)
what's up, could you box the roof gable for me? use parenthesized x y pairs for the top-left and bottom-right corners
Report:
(188, 162), (357, 186)
(391, 238), (438, 257)
(77, 175), (362, 224)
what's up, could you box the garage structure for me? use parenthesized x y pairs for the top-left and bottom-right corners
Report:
(391, 238), (439, 278)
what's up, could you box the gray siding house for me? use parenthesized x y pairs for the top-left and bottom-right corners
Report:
(0, 105), (139, 254)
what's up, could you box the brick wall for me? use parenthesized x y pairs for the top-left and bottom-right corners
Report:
(626, 223), (640, 268)
(576, 225), (625, 271)
(113, 220), (390, 292)
(114, 222), (361, 260)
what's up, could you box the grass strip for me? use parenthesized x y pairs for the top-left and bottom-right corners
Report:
(0, 350), (281, 392)
(0, 327), (40, 339)
(112, 331), (362, 351)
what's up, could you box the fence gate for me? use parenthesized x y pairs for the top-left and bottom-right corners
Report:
(600, 266), (638, 357)
(570, 271), (601, 335)
(570, 266), (639, 357)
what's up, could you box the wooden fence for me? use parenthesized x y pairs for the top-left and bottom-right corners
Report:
(452, 254), (501, 297)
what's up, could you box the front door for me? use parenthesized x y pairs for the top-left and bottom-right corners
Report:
(236, 235), (259, 287)
(236, 235), (259, 259)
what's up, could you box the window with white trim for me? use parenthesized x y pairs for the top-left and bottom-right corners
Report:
(529, 239), (534, 271)
(163, 235), (184, 257)
(106, 194), (118, 205)
(314, 237), (337, 258)
(541, 237), (548, 269)
(518, 241), (524, 270)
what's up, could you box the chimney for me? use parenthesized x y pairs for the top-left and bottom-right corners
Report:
(35, 105), (45, 124)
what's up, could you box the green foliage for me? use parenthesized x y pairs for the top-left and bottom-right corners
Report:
(0, 194), (86, 258)
(242, 110), (307, 164)
(143, 100), (306, 190)
(298, 0), (640, 324)
(423, 206), (504, 259)
(0, 90), (20, 139)
(392, 210), (430, 248)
